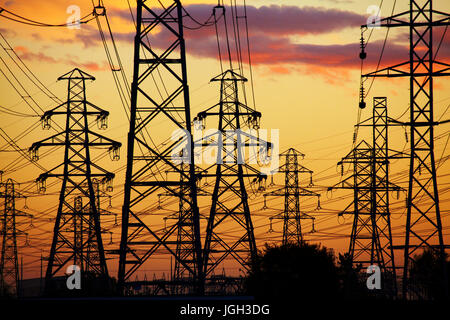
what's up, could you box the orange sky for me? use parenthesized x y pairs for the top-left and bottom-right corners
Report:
(0, 0), (449, 281)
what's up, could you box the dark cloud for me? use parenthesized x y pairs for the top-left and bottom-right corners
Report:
(73, 4), (450, 74)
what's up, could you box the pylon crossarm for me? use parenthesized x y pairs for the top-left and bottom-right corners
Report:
(264, 187), (284, 197)
(362, 9), (450, 29)
(86, 130), (122, 147)
(298, 187), (320, 197)
(328, 174), (355, 191)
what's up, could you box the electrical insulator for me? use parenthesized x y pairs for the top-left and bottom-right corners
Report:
(37, 177), (46, 193)
(163, 217), (168, 232)
(109, 144), (120, 161)
(105, 178), (113, 192)
(157, 195), (162, 209)
(268, 218), (273, 233)
(359, 33), (367, 60)
(269, 175), (274, 187)
(41, 115), (51, 130)
(97, 113), (108, 130)
(252, 113), (261, 130)
(258, 174), (267, 192)
(359, 84), (366, 109)
(30, 146), (39, 161)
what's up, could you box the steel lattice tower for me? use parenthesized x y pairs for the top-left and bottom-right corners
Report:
(264, 148), (319, 245)
(336, 140), (378, 267)
(0, 179), (22, 296)
(361, 0), (450, 298)
(29, 68), (121, 292)
(0, 179), (18, 297)
(196, 70), (265, 291)
(331, 97), (402, 295)
(118, 0), (203, 295)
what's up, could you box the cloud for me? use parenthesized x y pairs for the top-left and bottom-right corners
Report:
(14, 46), (58, 63)
(14, 3), (448, 78)
(0, 27), (17, 37)
(14, 45), (108, 72)
(108, 4), (366, 37)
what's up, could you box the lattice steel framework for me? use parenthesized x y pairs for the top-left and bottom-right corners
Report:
(196, 70), (265, 287)
(361, 0), (450, 298)
(336, 141), (378, 267)
(357, 97), (403, 296)
(118, 0), (203, 295)
(264, 148), (319, 245)
(332, 98), (402, 285)
(29, 68), (121, 291)
(0, 179), (18, 297)
(0, 179), (21, 296)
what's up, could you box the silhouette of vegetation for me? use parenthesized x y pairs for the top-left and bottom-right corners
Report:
(245, 242), (380, 301)
(409, 249), (449, 300)
(0, 282), (15, 299)
(336, 252), (370, 299)
(245, 242), (340, 301)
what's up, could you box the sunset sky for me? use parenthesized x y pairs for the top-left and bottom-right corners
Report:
(0, 0), (449, 281)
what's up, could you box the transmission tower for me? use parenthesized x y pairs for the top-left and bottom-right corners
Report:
(29, 68), (121, 293)
(118, 0), (203, 295)
(0, 178), (31, 296)
(264, 148), (320, 245)
(331, 97), (402, 295)
(196, 69), (267, 293)
(361, 0), (450, 298)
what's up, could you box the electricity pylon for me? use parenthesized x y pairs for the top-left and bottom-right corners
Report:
(264, 148), (320, 245)
(331, 97), (402, 296)
(118, 0), (203, 295)
(361, 0), (450, 298)
(0, 178), (31, 297)
(155, 165), (209, 294)
(29, 68), (121, 292)
(196, 69), (267, 293)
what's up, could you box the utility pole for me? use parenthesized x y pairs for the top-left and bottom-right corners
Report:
(196, 69), (267, 293)
(29, 68), (121, 294)
(118, 0), (203, 295)
(361, 0), (450, 299)
(0, 178), (31, 297)
(264, 148), (320, 245)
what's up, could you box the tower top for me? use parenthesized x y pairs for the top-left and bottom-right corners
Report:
(58, 68), (95, 81)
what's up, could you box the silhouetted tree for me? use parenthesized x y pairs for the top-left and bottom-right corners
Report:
(245, 242), (340, 301)
(409, 249), (449, 300)
(336, 252), (368, 299)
